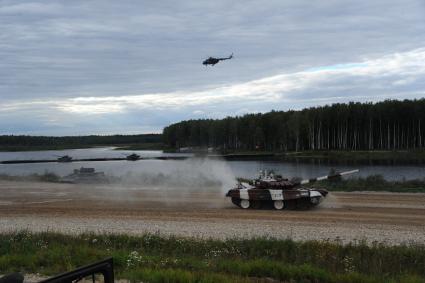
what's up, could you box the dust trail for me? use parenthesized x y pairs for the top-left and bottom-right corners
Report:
(320, 192), (343, 209)
(116, 157), (236, 192)
(91, 157), (237, 207)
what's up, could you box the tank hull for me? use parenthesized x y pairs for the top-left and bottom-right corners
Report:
(59, 167), (108, 184)
(226, 188), (328, 210)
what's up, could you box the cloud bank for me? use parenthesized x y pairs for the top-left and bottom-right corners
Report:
(0, 0), (424, 134)
(1, 48), (424, 135)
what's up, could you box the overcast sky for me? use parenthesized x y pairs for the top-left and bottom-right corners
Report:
(1, 0), (424, 135)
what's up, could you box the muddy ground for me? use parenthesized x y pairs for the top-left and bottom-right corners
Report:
(0, 181), (424, 245)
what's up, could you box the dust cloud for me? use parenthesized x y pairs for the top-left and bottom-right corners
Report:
(319, 192), (343, 209)
(86, 157), (238, 208)
(115, 157), (236, 193)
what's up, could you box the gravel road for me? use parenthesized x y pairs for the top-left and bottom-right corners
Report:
(0, 181), (424, 245)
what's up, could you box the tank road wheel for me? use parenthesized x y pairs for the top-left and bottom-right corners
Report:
(240, 199), (250, 209)
(273, 200), (285, 210)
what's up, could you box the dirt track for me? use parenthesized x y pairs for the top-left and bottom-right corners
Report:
(0, 181), (424, 245)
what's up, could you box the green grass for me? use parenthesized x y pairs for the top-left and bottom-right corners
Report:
(309, 174), (425, 193)
(3, 171), (425, 193)
(0, 172), (60, 183)
(282, 150), (425, 162)
(238, 174), (425, 193)
(113, 143), (165, 150)
(194, 149), (425, 162)
(0, 232), (424, 283)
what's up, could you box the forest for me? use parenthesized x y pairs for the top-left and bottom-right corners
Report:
(163, 99), (425, 152)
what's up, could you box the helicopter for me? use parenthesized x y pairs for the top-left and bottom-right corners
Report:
(202, 53), (233, 66)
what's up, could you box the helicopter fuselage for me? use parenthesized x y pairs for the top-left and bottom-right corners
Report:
(202, 57), (220, 65)
(202, 53), (233, 66)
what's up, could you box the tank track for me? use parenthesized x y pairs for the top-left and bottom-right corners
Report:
(231, 197), (320, 210)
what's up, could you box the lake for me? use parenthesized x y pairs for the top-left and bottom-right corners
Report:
(0, 148), (424, 181)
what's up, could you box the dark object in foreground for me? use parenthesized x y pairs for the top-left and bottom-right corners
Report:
(0, 258), (114, 283)
(125, 153), (141, 161)
(202, 53), (233, 66)
(60, 167), (108, 184)
(226, 169), (359, 210)
(40, 257), (114, 283)
(55, 155), (73, 163)
(0, 273), (24, 283)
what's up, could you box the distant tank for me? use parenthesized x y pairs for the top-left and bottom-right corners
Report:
(125, 153), (141, 161)
(226, 169), (359, 210)
(56, 155), (73, 162)
(60, 167), (107, 183)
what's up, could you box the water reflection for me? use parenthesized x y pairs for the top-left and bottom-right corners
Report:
(0, 148), (424, 181)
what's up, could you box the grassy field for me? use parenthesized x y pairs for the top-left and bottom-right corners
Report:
(0, 172), (60, 183)
(305, 174), (425, 193)
(0, 232), (424, 283)
(282, 150), (425, 162)
(238, 174), (425, 193)
(113, 143), (165, 151)
(3, 172), (425, 193)
(204, 149), (425, 163)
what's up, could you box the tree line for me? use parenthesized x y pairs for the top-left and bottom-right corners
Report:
(0, 134), (162, 148)
(163, 99), (425, 152)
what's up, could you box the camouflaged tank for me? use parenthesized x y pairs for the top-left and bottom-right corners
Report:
(60, 167), (108, 184)
(226, 169), (358, 210)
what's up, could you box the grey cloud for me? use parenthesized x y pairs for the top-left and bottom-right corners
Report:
(1, 48), (424, 135)
(0, 2), (62, 15)
(0, 0), (424, 134)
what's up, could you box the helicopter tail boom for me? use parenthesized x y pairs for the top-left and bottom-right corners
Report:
(218, 53), (233, 61)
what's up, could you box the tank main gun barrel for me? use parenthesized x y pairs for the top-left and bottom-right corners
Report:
(299, 169), (359, 185)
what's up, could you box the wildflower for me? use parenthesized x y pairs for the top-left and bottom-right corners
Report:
(127, 251), (142, 268)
